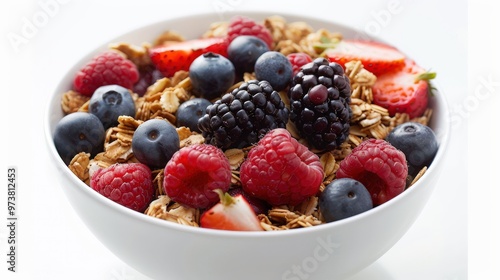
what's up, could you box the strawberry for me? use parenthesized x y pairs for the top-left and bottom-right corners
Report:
(324, 39), (406, 76)
(372, 59), (436, 118)
(149, 37), (229, 77)
(200, 190), (263, 231)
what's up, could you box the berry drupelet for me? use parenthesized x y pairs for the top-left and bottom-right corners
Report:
(288, 57), (352, 151)
(198, 80), (289, 150)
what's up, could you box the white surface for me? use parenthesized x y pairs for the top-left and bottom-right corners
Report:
(0, 0), (487, 279)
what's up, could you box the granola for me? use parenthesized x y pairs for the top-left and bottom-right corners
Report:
(60, 15), (436, 231)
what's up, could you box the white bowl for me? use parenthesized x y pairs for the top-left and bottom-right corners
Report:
(44, 11), (450, 280)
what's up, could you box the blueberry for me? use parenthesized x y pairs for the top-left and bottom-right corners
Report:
(53, 112), (105, 165)
(132, 119), (180, 169)
(386, 122), (438, 177)
(319, 178), (373, 222)
(176, 98), (212, 133)
(88, 85), (136, 129)
(189, 52), (235, 100)
(254, 51), (293, 91)
(228, 35), (269, 77)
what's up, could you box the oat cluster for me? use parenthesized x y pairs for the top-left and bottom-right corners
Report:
(63, 16), (431, 230)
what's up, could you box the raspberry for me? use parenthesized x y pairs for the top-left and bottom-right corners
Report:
(240, 128), (324, 206)
(73, 50), (139, 96)
(288, 57), (352, 151)
(287, 52), (313, 76)
(198, 80), (289, 150)
(336, 139), (408, 206)
(227, 15), (274, 49)
(90, 163), (154, 212)
(163, 144), (232, 209)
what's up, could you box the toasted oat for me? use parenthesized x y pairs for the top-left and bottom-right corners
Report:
(268, 208), (323, 229)
(202, 21), (228, 38)
(152, 168), (165, 197)
(320, 152), (337, 181)
(153, 30), (185, 46)
(145, 195), (199, 227)
(409, 166), (428, 187)
(293, 196), (319, 216)
(345, 60), (377, 103)
(109, 42), (151, 69)
(68, 152), (90, 183)
(61, 90), (90, 114)
(225, 149), (245, 170)
(299, 28), (342, 58)
(160, 88), (181, 113)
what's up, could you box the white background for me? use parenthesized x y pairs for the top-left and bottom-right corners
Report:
(0, 0), (494, 279)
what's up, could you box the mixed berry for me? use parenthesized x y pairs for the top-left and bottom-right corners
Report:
(53, 15), (439, 231)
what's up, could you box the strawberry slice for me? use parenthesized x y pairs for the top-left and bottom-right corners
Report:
(149, 37), (229, 77)
(324, 39), (406, 76)
(372, 59), (436, 118)
(200, 190), (263, 231)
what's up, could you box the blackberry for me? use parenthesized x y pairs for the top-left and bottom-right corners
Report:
(288, 57), (352, 151)
(198, 80), (289, 149)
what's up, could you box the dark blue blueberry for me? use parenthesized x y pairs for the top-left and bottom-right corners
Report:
(319, 178), (373, 222)
(176, 98), (212, 133)
(53, 112), (105, 165)
(132, 119), (180, 169)
(88, 85), (136, 129)
(228, 35), (269, 77)
(386, 122), (438, 177)
(254, 51), (293, 91)
(189, 52), (235, 100)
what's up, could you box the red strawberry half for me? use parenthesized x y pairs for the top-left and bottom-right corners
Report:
(149, 37), (229, 77)
(324, 39), (405, 76)
(372, 59), (436, 118)
(200, 190), (263, 231)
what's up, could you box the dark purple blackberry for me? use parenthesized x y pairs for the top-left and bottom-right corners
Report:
(288, 57), (352, 151)
(198, 80), (289, 149)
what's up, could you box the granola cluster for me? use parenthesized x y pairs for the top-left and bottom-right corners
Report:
(64, 16), (431, 231)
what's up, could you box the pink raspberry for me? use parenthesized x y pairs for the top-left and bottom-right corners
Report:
(73, 50), (139, 96)
(227, 15), (274, 49)
(163, 144), (232, 209)
(287, 52), (313, 76)
(240, 128), (324, 206)
(336, 139), (408, 206)
(90, 163), (154, 212)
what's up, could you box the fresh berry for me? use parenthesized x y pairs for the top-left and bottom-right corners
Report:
(228, 187), (270, 215)
(198, 80), (289, 149)
(336, 139), (408, 206)
(53, 112), (105, 165)
(227, 15), (273, 50)
(386, 122), (438, 177)
(132, 119), (180, 169)
(240, 128), (324, 206)
(254, 51), (293, 91)
(133, 66), (164, 96)
(88, 85), (136, 129)
(288, 57), (352, 151)
(149, 37), (229, 78)
(324, 39), (406, 76)
(372, 60), (435, 118)
(200, 190), (263, 231)
(319, 178), (373, 222)
(73, 50), (139, 96)
(287, 52), (313, 76)
(189, 52), (235, 100)
(227, 35), (269, 77)
(163, 144), (232, 209)
(90, 163), (154, 212)
(176, 98), (213, 133)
